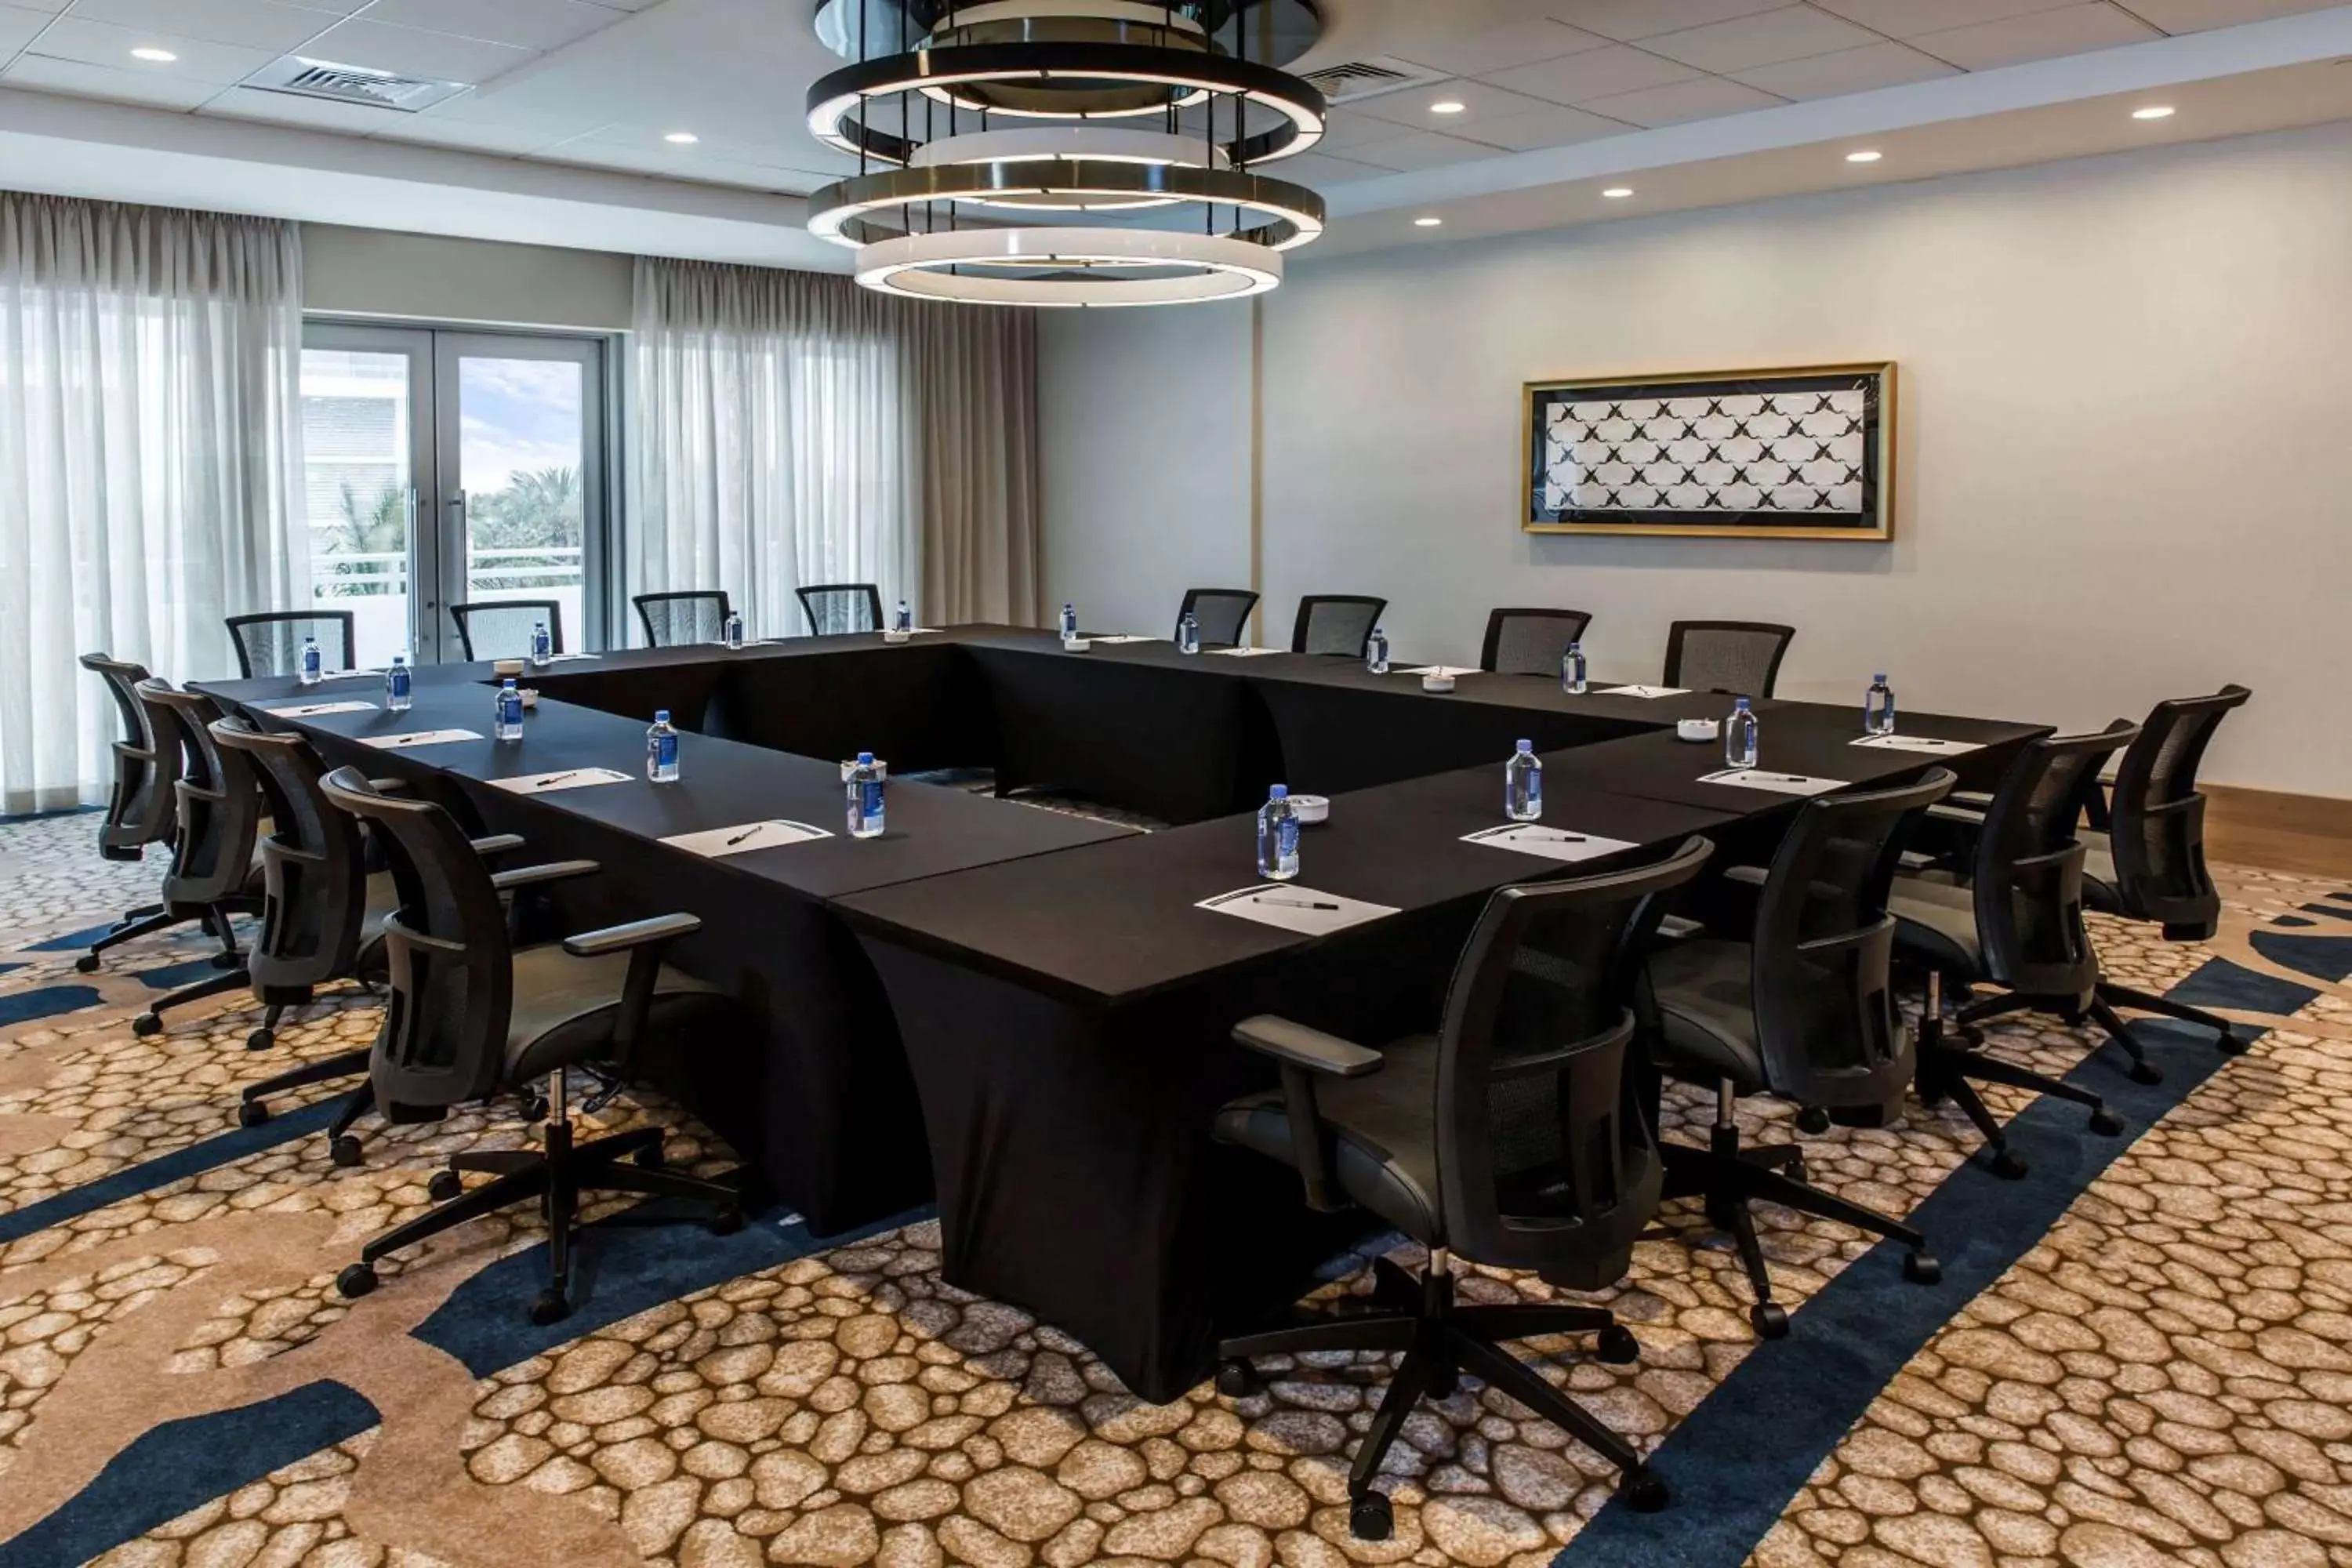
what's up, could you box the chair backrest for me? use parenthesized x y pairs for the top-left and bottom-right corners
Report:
(1434, 837), (1712, 1279)
(1749, 768), (1956, 1114)
(1664, 620), (1795, 698)
(78, 652), (173, 859)
(321, 767), (517, 1111)
(797, 583), (884, 637)
(1971, 722), (2140, 1000)
(1290, 595), (1387, 658)
(1175, 588), (1259, 648)
(1482, 608), (1593, 677)
(635, 590), (733, 648)
(213, 718), (371, 994)
(135, 680), (260, 909)
(449, 601), (564, 662)
(225, 612), (358, 680)
(2108, 686), (2249, 939)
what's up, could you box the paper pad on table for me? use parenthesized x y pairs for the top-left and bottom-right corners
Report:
(1596, 684), (1692, 699)
(263, 699), (376, 718)
(1196, 884), (1396, 935)
(1091, 634), (1163, 645)
(1461, 823), (1641, 864)
(537, 652), (600, 663)
(1400, 666), (1479, 679)
(314, 670), (385, 683)
(1210, 647), (1284, 658)
(1700, 768), (1848, 797)
(1852, 734), (1986, 756)
(661, 820), (832, 858)
(358, 728), (481, 750)
(488, 767), (633, 796)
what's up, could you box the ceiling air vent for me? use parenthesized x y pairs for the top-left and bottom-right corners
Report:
(1295, 55), (1447, 104)
(244, 56), (470, 113)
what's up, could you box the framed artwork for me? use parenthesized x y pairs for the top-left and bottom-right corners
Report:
(1524, 362), (1896, 540)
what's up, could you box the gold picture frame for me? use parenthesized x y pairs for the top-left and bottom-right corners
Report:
(1523, 361), (1896, 541)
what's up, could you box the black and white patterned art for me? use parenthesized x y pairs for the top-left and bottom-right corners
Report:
(1526, 365), (1893, 539)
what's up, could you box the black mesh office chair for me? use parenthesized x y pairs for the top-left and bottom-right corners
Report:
(2085, 687), (2253, 1053)
(125, 684), (266, 1036)
(634, 590), (733, 648)
(1891, 727), (2143, 1179)
(225, 612), (358, 680)
(1482, 608), (1594, 676)
(1175, 588), (1259, 648)
(1664, 620), (1795, 698)
(797, 583), (884, 637)
(1644, 771), (1955, 1338)
(76, 654), (179, 969)
(1290, 595), (1388, 658)
(320, 768), (744, 1326)
(449, 601), (564, 662)
(1214, 839), (1714, 1536)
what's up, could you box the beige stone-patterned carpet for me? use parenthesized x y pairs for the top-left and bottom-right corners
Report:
(0, 806), (2348, 1568)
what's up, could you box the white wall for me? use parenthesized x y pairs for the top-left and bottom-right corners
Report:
(1040, 122), (2352, 799)
(302, 223), (633, 331)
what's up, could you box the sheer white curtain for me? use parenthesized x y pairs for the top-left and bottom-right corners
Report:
(627, 259), (1039, 639)
(0, 194), (306, 813)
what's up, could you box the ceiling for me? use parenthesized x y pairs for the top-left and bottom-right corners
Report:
(0, 0), (2348, 271)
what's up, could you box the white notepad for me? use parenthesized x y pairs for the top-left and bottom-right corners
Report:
(537, 652), (600, 663)
(661, 819), (833, 858)
(1196, 884), (1397, 935)
(1461, 823), (1641, 864)
(1210, 647), (1284, 658)
(1851, 734), (1986, 757)
(1700, 768), (1848, 797)
(358, 728), (481, 750)
(262, 699), (376, 718)
(1091, 634), (1163, 645)
(313, 669), (385, 683)
(488, 766), (633, 796)
(1400, 666), (1479, 680)
(1596, 685), (1692, 699)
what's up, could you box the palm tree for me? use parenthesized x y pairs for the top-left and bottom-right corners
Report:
(321, 482), (407, 597)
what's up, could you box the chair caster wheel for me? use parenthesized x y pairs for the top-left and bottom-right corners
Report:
(336, 1263), (377, 1301)
(427, 1169), (463, 1203)
(1427, 1366), (1457, 1399)
(238, 1099), (269, 1129)
(1904, 1251), (1942, 1286)
(1987, 1149), (2030, 1181)
(708, 1206), (744, 1237)
(74, 954), (101, 974)
(1348, 1492), (1393, 1542)
(1618, 1466), (1670, 1513)
(521, 1095), (550, 1124)
(132, 1013), (162, 1037)
(530, 1288), (572, 1327)
(1214, 1359), (1263, 1399)
(330, 1134), (364, 1168)
(1596, 1324), (1641, 1366)
(245, 1027), (274, 1052)
(1795, 1106), (1831, 1135)
(633, 1142), (666, 1171)
(1958, 1026), (1984, 1049)
(2127, 1061), (2164, 1087)
(212, 950), (242, 971)
(1750, 1301), (1790, 1339)
(2088, 1108), (2125, 1138)
(2216, 1031), (2249, 1057)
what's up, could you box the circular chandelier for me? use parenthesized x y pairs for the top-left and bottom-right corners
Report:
(805, 0), (1330, 308)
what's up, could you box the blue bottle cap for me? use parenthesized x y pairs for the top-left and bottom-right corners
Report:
(655, 710), (670, 724)
(1517, 739), (1533, 752)
(391, 654), (405, 665)
(1875, 673), (1888, 682)
(1269, 784), (1288, 800)
(503, 677), (517, 688)
(858, 751), (875, 764)
(1736, 697), (1751, 708)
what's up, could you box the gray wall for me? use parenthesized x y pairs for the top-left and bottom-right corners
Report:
(1040, 122), (2352, 798)
(302, 223), (633, 330)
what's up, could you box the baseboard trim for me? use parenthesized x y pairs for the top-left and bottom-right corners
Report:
(2205, 784), (2352, 878)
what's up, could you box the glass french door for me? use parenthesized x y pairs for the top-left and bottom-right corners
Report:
(299, 324), (608, 664)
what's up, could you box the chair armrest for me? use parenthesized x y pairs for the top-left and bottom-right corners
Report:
(563, 912), (702, 958)
(490, 858), (601, 893)
(1723, 864), (1766, 887)
(368, 777), (412, 794)
(469, 833), (526, 858)
(1927, 803), (1986, 826)
(1231, 1015), (1382, 1076)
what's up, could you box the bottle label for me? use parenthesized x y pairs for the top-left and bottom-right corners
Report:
(1277, 819), (1300, 859)
(655, 735), (677, 769)
(861, 782), (885, 823)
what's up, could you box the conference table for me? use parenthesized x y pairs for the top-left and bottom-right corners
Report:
(202, 625), (2044, 1401)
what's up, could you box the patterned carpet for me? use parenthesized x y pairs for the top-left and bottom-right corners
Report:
(0, 808), (2347, 1568)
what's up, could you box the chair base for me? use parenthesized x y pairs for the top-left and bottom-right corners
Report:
(1914, 1010), (2123, 1180)
(335, 1072), (742, 1324)
(1216, 1254), (1662, 1535)
(76, 905), (190, 973)
(1661, 1112), (1937, 1339)
(2096, 981), (2247, 1055)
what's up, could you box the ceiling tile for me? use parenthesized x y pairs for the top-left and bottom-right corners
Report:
(1811, 0), (2083, 35)
(1911, 2), (2162, 67)
(24, 16), (274, 84)
(1461, 100), (1638, 150)
(299, 16), (537, 84)
(1310, 105), (1428, 153)
(1338, 126), (1508, 172)
(0, 0), (64, 14)
(2110, 0), (2347, 30)
(1576, 74), (1788, 125)
(359, 0), (631, 53)
(1267, 149), (1398, 184)
(1726, 38), (1959, 96)
(60, 0), (343, 53)
(1479, 43), (1708, 104)
(2, 50), (217, 107)
(368, 114), (582, 154)
(202, 82), (413, 129)
(1545, 0), (1795, 42)
(0, 4), (54, 53)
(1390, 18), (1613, 78)
(1347, 78), (1558, 130)
(1642, 5), (1885, 71)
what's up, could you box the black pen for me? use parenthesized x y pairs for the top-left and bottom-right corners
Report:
(1526, 829), (1589, 842)
(727, 824), (767, 846)
(533, 771), (577, 789)
(1260, 895), (1342, 912)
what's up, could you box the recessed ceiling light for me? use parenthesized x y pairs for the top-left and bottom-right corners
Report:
(1846, 149), (1882, 163)
(1429, 100), (1466, 115)
(1602, 187), (1633, 199)
(2132, 105), (2175, 120)
(1414, 216), (1443, 227)
(664, 131), (700, 144)
(130, 46), (177, 63)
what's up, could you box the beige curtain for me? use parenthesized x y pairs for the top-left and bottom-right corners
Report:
(627, 259), (1039, 638)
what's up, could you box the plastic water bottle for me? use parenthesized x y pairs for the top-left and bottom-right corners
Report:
(494, 679), (524, 742)
(847, 752), (886, 839)
(298, 636), (321, 686)
(1257, 785), (1301, 881)
(385, 654), (412, 713)
(1178, 612), (1200, 655)
(529, 621), (552, 670)
(1866, 673), (1896, 736)
(895, 598), (913, 633)
(647, 710), (681, 783)
(1506, 740), (1544, 822)
(1726, 698), (1759, 770)
(1561, 641), (1588, 695)
(1366, 627), (1390, 675)
(724, 611), (745, 650)
(1058, 602), (1078, 641)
